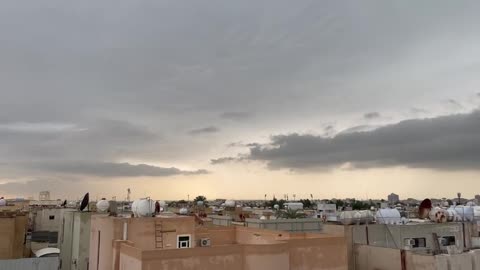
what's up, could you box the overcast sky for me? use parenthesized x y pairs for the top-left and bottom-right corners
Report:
(1, 1), (480, 200)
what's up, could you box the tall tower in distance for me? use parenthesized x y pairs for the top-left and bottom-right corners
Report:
(39, 191), (50, 201)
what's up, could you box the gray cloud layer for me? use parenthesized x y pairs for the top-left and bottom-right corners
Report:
(364, 112), (381, 119)
(1, 1), (480, 186)
(27, 162), (208, 177)
(188, 126), (220, 135)
(219, 111), (480, 171)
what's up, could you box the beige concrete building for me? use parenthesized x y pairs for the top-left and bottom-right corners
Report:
(0, 212), (28, 259)
(59, 212), (93, 270)
(89, 215), (347, 270)
(33, 208), (75, 232)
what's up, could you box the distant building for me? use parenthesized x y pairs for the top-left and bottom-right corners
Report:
(387, 193), (399, 204)
(317, 203), (338, 222)
(475, 195), (480, 205)
(39, 191), (51, 201)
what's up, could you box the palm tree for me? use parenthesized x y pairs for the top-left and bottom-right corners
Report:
(276, 209), (306, 219)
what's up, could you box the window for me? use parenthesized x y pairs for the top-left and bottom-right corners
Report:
(177, 235), (191, 249)
(438, 236), (456, 246)
(404, 238), (426, 248)
(49, 215), (55, 220)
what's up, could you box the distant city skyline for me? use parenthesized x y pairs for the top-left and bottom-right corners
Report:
(1, 1), (480, 200)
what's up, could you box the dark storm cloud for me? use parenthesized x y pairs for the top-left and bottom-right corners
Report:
(26, 162), (208, 177)
(0, 119), (208, 178)
(188, 126), (220, 135)
(226, 111), (480, 171)
(210, 157), (239, 165)
(364, 112), (381, 119)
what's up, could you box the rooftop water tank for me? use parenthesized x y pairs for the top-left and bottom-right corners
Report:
(451, 206), (475, 222)
(96, 199), (110, 213)
(284, 202), (303, 211)
(0, 198), (6, 207)
(376, 208), (401, 224)
(132, 198), (155, 217)
(158, 201), (167, 207)
(428, 207), (448, 223)
(179, 208), (189, 215)
(225, 200), (236, 208)
(338, 211), (356, 225)
(338, 211), (373, 225)
(273, 204), (280, 210)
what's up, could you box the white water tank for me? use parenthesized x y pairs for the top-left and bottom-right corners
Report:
(376, 208), (401, 224)
(96, 199), (110, 213)
(339, 211), (373, 225)
(179, 208), (189, 215)
(451, 206), (475, 222)
(273, 204), (280, 210)
(158, 201), (167, 208)
(225, 200), (236, 208)
(284, 202), (303, 211)
(338, 211), (356, 225)
(0, 198), (6, 207)
(428, 207), (448, 223)
(132, 198), (155, 217)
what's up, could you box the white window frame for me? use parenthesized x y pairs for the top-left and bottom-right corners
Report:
(177, 234), (192, 249)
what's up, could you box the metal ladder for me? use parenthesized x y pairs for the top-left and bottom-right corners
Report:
(155, 221), (163, 249)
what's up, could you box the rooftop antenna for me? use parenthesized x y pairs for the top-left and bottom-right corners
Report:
(457, 192), (462, 205)
(80, 193), (90, 212)
(127, 188), (131, 202)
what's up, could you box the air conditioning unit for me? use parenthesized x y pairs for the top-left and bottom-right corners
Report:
(404, 238), (415, 247)
(200, 238), (211, 247)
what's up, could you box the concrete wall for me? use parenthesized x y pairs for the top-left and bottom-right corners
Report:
(0, 257), (59, 270)
(352, 223), (464, 252)
(289, 237), (347, 270)
(0, 215), (27, 259)
(89, 215), (197, 270)
(72, 212), (92, 270)
(118, 236), (347, 270)
(60, 212), (92, 270)
(354, 245), (402, 270)
(405, 252), (436, 270)
(59, 212), (74, 270)
(195, 226), (236, 246)
(91, 216), (348, 270)
(89, 216), (117, 270)
(355, 245), (480, 270)
(34, 208), (74, 232)
(245, 218), (323, 232)
(210, 215), (233, 227)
